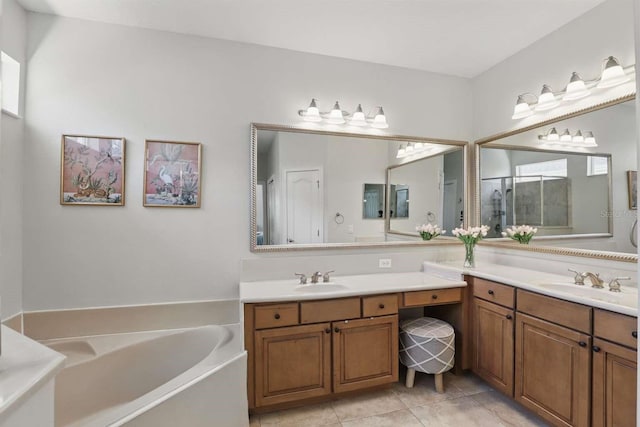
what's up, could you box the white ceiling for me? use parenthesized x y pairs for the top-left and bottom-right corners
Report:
(16, 0), (606, 78)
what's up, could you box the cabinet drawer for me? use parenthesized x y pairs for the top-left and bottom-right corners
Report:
(254, 303), (299, 329)
(517, 290), (591, 333)
(594, 309), (638, 349)
(300, 298), (361, 324)
(403, 288), (462, 307)
(472, 278), (515, 308)
(362, 294), (399, 317)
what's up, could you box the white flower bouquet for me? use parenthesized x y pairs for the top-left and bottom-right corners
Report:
(451, 225), (490, 268)
(416, 224), (445, 241)
(502, 225), (537, 244)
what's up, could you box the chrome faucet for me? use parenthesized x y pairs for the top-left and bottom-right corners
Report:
(322, 270), (335, 283)
(608, 277), (631, 292)
(295, 273), (307, 285)
(311, 271), (322, 284)
(581, 272), (604, 288)
(568, 269), (585, 285)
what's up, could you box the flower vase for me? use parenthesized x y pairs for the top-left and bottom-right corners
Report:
(463, 242), (475, 268)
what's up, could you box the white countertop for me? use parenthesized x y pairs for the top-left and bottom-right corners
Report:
(240, 272), (466, 303)
(0, 326), (66, 422)
(423, 261), (638, 317)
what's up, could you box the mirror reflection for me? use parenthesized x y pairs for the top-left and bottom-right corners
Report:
(478, 98), (636, 254)
(388, 148), (464, 235)
(253, 126), (467, 248)
(362, 184), (385, 219)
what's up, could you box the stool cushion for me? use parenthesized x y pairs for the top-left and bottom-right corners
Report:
(399, 317), (455, 374)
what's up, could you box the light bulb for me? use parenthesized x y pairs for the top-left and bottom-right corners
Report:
(572, 130), (584, 143)
(405, 142), (415, 153)
(560, 129), (572, 142)
(371, 106), (389, 129)
(350, 104), (367, 126)
(597, 56), (629, 89)
(584, 131), (597, 146)
(535, 85), (559, 111)
(563, 72), (590, 101)
(546, 127), (560, 141)
(396, 144), (406, 158)
(512, 95), (534, 119)
(300, 98), (322, 122)
(326, 101), (345, 124)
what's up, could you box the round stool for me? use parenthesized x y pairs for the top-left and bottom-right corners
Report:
(399, 317), (455, 393)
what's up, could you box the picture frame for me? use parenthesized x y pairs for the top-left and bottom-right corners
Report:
(144, 140), (202, 207)
(627, 170), (637, 210)
(60, 135), (126, 206)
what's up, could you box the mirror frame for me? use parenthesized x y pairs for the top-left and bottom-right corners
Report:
(386, 145), (468, 238)
(474, 93), (637, 263)
(250, 123), (469, 252)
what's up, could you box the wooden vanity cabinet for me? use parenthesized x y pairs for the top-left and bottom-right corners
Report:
(592, 309), (638, 427)
(246, 295), (404, 411)
(254, 323), (332, 407)
(472, 297), (514, 396)
(332, 315), (398, 393)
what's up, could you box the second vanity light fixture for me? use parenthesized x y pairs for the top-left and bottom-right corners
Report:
(298, 99), (389, 129)
(396, 142), (438, 158)
(512, 56), (634, 120)
(538, 127), (597, 148)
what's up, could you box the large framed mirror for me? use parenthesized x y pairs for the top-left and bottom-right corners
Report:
(250, 123), (468, 251)
(475, 94), (637, 262)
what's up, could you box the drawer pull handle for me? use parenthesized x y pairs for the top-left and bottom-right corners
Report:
(379, 303), (385, 309)
(274, 313), (280, 320)
(578, 341), (587, 347)
(325, 328), (331, 334)
(334, 327), (340, 333)
(593, 346), (601, 353)
(632, 331), (638, 339)
(506, 314), (512, 320)
(488, 290), (495, 295)
(432, 295), (438, 300)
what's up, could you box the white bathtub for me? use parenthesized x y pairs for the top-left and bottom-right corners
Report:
(43, 324), (248, 427)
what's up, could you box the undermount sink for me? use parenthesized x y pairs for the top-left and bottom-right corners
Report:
(295, 283), (349, 292)
(536, 282), (637, 308)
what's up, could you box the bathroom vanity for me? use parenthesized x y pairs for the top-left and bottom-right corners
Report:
(240, 273), (468, 412)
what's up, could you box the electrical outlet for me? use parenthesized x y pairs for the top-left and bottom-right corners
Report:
(379, 258), (392, 268)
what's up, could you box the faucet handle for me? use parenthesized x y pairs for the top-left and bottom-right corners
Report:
(568, 269), (584, 285)
(608, 277), (631, 292)
(295, 273), (307, 285)
(323, 270), (335, 283)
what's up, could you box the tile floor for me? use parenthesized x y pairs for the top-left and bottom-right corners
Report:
(249, 371), (549, 426)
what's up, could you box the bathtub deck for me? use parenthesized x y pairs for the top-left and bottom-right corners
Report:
(248, 371), (549, 426)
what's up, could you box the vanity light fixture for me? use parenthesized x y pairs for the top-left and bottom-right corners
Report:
(395, 141), (438, 158)
(511, 55), (635, 120)
(298, 99), (390, 128)
(538, 128), (597, 147)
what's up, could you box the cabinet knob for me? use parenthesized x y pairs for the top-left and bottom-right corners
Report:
(506, 314), (512, 320)
(632, 331), (637, 339)
(488, 290), (495, 295)
(593, 346), (601, 353)
(274, 313), (280, 320)
(578, 341), (587, 347)
(325, 328), (331, 334)
(334, 327), (340, 333)
(379, 303), (385, 309)
(432, 295), (438, 300)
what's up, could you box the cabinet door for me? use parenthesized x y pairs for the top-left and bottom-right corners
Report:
(255, 323), (331, 407)
(515, 313), (591, 427)
(472, 297), (514, 396)
(333, 315), (398, 393)
(592, 338), (637, 427)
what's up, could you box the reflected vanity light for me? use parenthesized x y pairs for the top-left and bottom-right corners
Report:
(511, 55), (635, 120)
(538, 127), (597, 147)
(395, 141), (438, 158)
(298, 99), (389, 128)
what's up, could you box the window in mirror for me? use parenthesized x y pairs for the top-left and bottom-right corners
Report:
(362, 184), (385, 219)
(1, 52), (21, 116)
(587, 156), (609, 176)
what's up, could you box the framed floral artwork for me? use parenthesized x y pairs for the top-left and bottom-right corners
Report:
(61, 135), (126, 205)
(144, 140), (202, 207)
